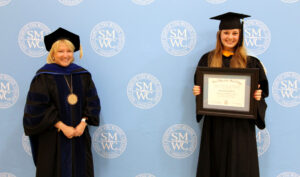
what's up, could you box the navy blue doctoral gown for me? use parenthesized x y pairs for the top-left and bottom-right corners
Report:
(23, 63), (100, 177)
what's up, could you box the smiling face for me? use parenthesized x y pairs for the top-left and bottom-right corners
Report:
(220, 29), (240, 51)
(52, 40), (74, 67)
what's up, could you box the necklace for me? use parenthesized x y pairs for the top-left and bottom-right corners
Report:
(64, 74), (78, 105)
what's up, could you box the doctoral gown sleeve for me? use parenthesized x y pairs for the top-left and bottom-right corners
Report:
(83, 74), (100, 126)
(251, 57), (269, 129)
(194, 53), (209, 122)
(23, 74), (59, 136)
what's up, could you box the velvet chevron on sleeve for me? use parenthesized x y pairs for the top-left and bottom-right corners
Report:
(23, 63), (100, 177)
(82, 74), (100, 126)
(23, 75), (59, 136)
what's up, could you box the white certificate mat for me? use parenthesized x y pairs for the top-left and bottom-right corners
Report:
(203, 74), (251, 112)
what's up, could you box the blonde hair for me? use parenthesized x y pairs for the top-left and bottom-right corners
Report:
(46, 39), (83, 64)
(208, 30), (247, 68)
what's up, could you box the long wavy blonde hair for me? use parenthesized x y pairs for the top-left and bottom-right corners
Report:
(208, 30), (247, 68)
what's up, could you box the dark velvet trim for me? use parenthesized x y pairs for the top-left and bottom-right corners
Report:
(91, 109), (100, 116)
(72, 74), (86, 177)
(87, 87), (97, 97)
(36, 63), (89, 76)
(72, 68), (87, 73)
(55, 73), (89, 177)
(24, 104), (48, 115)
(23, 114), (44, 126)
(27, 92), (49, 103)
(73, 74), (84, 125)
(54, 76), (72, 177)
(88, 99), (100, 107)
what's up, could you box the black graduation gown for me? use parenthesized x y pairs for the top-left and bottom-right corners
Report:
(194, 53), (269, 177)
(23, 63), (100, 177)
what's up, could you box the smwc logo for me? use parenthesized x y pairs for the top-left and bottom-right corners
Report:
(0, 74), (19, 108)
(90, 21), (125, 57)
(161, 20), (197, 56)
(127, 73), (162, 109)
(18, 22), (51, 57)
(272, 72), (300, 107)
(162, 124), (197, 158)
(244, 20), (271, 56)
(92, 124), (127, 159)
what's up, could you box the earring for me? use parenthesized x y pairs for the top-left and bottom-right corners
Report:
(52, 57), (55, 61)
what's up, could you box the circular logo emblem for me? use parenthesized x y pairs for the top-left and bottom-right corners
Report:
(90, 21), (125, 57)
(281, 0), (299, 3)
(205, 0), (227, 4)
(244, 19), (271, 56)
(272, 72), (300, 107)
(161, 20), (197, 56)
(58, 0), (83, 6)
(0, 0), (11, 6)
(256, 128), (270, 156)
(92, 124), (127, 159)
(136, 173), (156, 177)
(277, 172), (299, 177)
(132, 0), (154, 5)
(0, 74), (19, 109)
(127, 73), (162, 109)
(18, 22), (51, 57)
(162, 124), (197, 159)
(22, 133), (32, 156)
(0, 173), (16, 177)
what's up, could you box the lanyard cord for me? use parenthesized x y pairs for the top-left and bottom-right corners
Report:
(64, 74), (73, 93)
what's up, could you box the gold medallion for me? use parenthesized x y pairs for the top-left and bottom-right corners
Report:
(67, 93), (78, 105)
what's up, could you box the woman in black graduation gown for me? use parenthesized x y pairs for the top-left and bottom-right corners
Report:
(23, 28), (100, 177)
(193, 12), (268, 177)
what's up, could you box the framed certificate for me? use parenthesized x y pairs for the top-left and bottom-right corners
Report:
(195, 67), (259, 119)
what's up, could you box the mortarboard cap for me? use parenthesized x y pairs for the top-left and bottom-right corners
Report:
(44, 27), (80, 52)
(210, 12), (250, 30)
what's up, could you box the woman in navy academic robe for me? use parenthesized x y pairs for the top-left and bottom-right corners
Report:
(23, 28), (100, 177)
